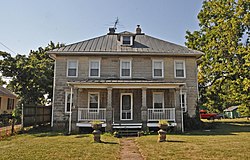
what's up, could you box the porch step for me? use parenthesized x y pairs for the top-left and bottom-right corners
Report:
(114, 128), (142, 137)
(112, 123), (142, 129)
(113, 123), (142, 137)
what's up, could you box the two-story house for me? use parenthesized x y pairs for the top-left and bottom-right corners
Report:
(0, 86), (17, 115)
(48, 25), (203, 133)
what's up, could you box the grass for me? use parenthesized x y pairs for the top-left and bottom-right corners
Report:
(0, 132), (120, 160)
(136, 118), (250, 160)
(0, 119), (249, 160)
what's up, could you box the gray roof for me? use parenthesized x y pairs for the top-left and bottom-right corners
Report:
(48, 31), (203, 58)
(224, 106), (239, 112)
(68, 79), (181, 84)
(0, 86), (17, 98)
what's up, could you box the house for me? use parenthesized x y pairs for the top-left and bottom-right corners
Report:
(48, 25), (203, 133)
(0, 86), (17, 115)
(224, 106), (240, 118)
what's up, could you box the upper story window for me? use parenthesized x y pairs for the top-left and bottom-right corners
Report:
(67, 60), (78, 77)
(7, 98), (14, 110)
(152, 60), (164, 78)
(153, 92), (164, 111)
(65, 92), (74, 113)
(175, 60), (186, 78)
(120, 59), (132, 78)
(121, 36), (133, 46)
(89, 60), (100, 78)
(88, 92), (99, 112)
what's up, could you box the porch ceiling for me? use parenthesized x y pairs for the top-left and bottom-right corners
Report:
(67, 79), (185, 89)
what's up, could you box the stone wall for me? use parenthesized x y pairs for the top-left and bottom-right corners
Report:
(52, 55), (198, 132)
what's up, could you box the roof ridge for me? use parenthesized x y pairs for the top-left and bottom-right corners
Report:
(0, 86), (17, 98)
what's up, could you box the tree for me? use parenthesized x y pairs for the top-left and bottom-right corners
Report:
(185, 0), (250, 114)
(0, 75), (6, 86)
(0, 41), (63, 105)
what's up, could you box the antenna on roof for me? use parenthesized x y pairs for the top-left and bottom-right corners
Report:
(108, 17), (119, 34)
(113, 17), (119, 30)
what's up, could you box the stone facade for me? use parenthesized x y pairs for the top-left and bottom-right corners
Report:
(52, 55), (198, 132)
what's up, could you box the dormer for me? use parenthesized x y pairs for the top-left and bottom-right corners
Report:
(121, 35), (133, 46)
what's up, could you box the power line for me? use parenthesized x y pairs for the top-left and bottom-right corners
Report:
(0, 41), (18, 55)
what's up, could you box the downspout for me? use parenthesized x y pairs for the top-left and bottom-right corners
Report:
(69, 86), (73, 134)
(51, 58), (56, 127)
(180, 86), (184, 133)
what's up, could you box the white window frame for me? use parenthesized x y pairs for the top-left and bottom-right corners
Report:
(180, 92), (187, 112)
(120, 93), (133, 120)
(153, 92), (164, 112)
(67, 60), (78, 77)
(120, 59), (132, 78)
(121, 36), (133, 46)
(174, 60), (186, 78)
(152, 60), (164, 78)
(88, 92), (100, 113)
(89, 59), (101, 78)
(65, 92), (73, 113)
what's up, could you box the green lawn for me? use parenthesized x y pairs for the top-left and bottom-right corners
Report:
(0, 133), (120, 160)
(136, 118), (250, 160)
(0, 119), (249, 160)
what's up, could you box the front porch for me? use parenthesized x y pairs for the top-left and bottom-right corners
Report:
(68, 80), (185, 132)
(76, 107), (176, 128)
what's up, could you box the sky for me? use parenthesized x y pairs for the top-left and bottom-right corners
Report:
(0, 0), (203, 56)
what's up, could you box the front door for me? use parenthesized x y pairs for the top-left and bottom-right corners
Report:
(120, 93), (133, 120)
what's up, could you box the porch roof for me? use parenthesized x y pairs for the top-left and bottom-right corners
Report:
(67, 79), (185, 89)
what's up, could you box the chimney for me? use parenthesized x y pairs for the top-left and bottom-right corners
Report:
(136, 25), (142, 34)
(108, 27), (115, 35)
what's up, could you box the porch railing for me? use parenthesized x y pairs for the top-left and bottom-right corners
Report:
(148, 108), (175, 121)
(78, 108), (106, 121)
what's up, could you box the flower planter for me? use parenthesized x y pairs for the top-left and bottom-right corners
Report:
(90, 122), (103, 143)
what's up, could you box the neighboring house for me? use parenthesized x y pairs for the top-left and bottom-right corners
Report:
(0, 86), (17, 115)
(48, 25), (203, 133)
(224, 106), (240, 118)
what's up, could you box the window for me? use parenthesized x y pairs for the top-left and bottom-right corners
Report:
(88, 92), (99, 112)
(180, 92), (187, 112)
(89, 60), (100, 77)
(153, 92), (164, 110)
(120, 59), (131, 78)
(65, 92), (74, 113)
(67, 60), (78, 77)
(122, 36), (132, 45)
(175, 60), (186, 78)
(153, 60), (164, 78)
(7, 98), (14, 110)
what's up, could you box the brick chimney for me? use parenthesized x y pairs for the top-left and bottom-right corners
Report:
(136, 25), (142, 34)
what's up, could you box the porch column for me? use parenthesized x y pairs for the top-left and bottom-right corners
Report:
(106, 87), (113, 132)
(175, 88), (182, 132)
(71, 88), (79, 133)
(141, 87), (147, 131)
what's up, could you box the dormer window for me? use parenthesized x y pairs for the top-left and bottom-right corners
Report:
(121, 36), (133, 46)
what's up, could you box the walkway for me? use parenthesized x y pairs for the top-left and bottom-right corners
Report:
(120, 138), (144, 160)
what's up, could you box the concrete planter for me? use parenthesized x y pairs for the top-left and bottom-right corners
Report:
(91, 122), (102, 143)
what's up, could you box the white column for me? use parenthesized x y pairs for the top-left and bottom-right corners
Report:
(180, 87), (184, 133)
(69, 86), (73, 134)
(141, 87), (147, 130)
(106, 87), (113, 132)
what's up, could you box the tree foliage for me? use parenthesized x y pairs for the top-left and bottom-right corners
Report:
(0, 76), (6, 86)
(185, 0), (250, 114)
(0, 42), (63, 105)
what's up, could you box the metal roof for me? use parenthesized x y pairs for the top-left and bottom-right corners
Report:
(48, 31), (203, 57)
(0, 86), (17, 98)
(67, 79), (186, 89)
(224, 106), (239, 112)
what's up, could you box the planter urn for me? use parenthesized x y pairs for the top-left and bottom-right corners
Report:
(91, 123), (102, 143)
